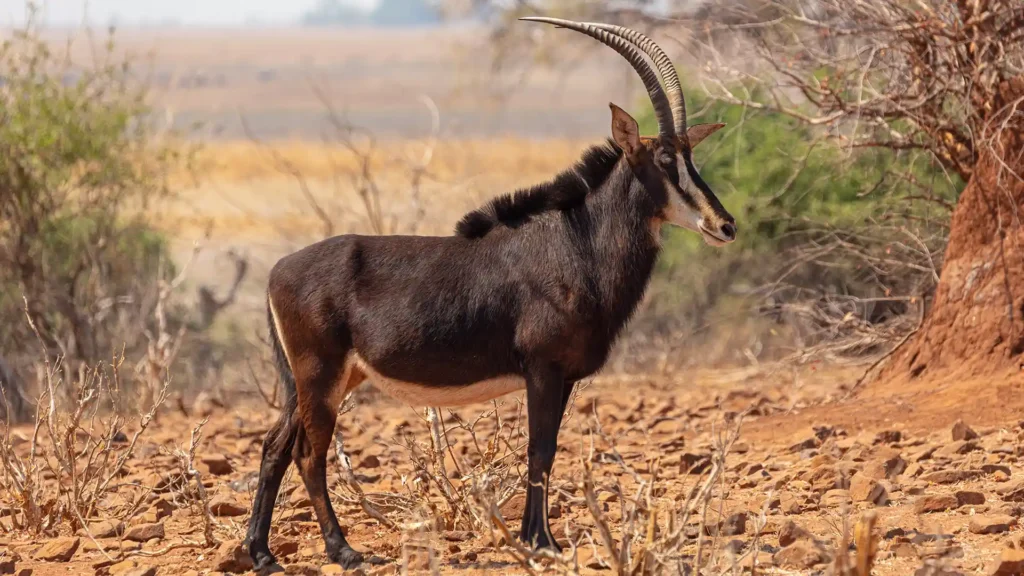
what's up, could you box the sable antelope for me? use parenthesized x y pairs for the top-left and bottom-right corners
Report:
(245, 17), (736, 570)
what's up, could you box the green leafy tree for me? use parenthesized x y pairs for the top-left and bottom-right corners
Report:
(0, 12), (188, 377)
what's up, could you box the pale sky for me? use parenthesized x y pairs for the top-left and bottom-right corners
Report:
(0, 0), (379, 26)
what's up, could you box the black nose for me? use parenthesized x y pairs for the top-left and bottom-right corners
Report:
(720, 222), (736, 241)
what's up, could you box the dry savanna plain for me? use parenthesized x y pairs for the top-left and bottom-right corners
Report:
(7, 27), (1024, 576)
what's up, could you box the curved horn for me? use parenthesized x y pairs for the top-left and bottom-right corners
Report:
(520, 16), (676, 143)
(586, 23), (688, 140)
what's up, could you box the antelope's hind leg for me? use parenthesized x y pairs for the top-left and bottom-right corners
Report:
(246, 395), (300, 571)
(293, 361), (365, 568)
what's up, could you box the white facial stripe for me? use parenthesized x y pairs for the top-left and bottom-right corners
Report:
(662, 175), (703, 233)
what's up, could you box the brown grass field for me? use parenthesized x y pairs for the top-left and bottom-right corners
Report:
(5, 27), (1024, 576)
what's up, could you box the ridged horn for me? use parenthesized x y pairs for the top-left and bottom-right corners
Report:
(520, 16), (676, 143)
(586, 23), (688, 140)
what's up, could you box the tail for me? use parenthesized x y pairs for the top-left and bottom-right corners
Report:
(266, 297), (297, 408)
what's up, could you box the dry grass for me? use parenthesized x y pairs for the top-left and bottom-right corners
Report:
(184, 138), (588, 184)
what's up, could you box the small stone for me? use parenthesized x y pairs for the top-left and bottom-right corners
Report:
(985, 464), (1013, 476)
(778, 520), (812, 547)
(992, 547), (1024, 575)
(850, 474), (887, 505)
(358, 454), (381, 469)
(969, 514), (1015, 535)
(210, 497), (247, 517)
(820, 489), (851, 508)
(284, 562), (319, 575)
(200, 454), (233, 475)
(288, 489), (312, 508)
(272, 540), (300, 557)
(321, 566), (344, 576)
(680, 453), (711, 474)
(956, 490), (986, 507)
(935, 441), (978, 458)
(914, 564), (965, 576)
(919, 469), (982, 484)
(577, 547), (610, 570)
(124, 522), (164, 543)
(500, 494), (526, 519)
(213, 539), (253, 573)
(914, 494), (959, 513)
(951, 420), (979, 441)
(773, 541), (829, 569)
(862, 448), (907, 480)
(34, 538), (80, 562)
(443, 531), (473, 542)
(875, 430), (902, 444)
(0, 559), (13, 575)
(719, 512), (747, 536)
(80, 520), (124, 539)
(780, 492), (804, 515)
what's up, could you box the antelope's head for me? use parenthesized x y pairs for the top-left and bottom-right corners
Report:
(521, 18), (737, 247)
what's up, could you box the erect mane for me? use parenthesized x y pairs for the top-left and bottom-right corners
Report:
(455, 141), (624, 239)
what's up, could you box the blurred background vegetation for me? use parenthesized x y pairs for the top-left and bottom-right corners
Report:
(0, 0), (972, 417)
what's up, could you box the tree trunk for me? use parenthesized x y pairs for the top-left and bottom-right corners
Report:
(880, 78), (1024, 382)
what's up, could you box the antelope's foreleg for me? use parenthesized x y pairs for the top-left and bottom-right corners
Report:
(520, 363), (567, 552)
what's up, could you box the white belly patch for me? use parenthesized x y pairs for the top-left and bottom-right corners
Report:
(347, 353), (526, 407)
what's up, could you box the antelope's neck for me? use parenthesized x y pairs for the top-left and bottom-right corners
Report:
(586, 180), (662, 336)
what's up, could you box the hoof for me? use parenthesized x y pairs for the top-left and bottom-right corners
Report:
(328, 546), (364, 569)
(249, 545), (279, 573)
(523, 530), (562, 553)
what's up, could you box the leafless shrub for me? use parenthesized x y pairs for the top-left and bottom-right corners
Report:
(164, 417), (219, 548)
(0, 301), (168, 537)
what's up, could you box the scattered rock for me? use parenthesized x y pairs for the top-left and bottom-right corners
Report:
(991, 547), (1024, 575)
(200, 454), (233, 475)
(914, 494), (959, 514)
(444, 531), (473, 542)
(789, 437), (820, 453)
(0, 557), (14, 575)
(850, 474), (887, 505)
(875, 430), (902, 444)
(34, 537), (80, 562)
(210, 497), (247, 517)
(956, 490), (986, 507)
(820, 489), (851, 508)
(284, 562), (320, 575)
(915, 564), (965, 576)
(288, 489), (312, 508)
(773, 541), (829, 569)
(717, 512), (747, 536)
(935, 441), (979, 459)
(951, 420), (979, 441)
(358, 454), (381, 469)
(577, 547), (610, 570)
(80, 520), (124, 539)
(123, 522), (164, 543)
(213, 539), (253, 573)
(997, 480), (1024, 502)
(500, 494), (526, 519)
(272, 540), (300, 558)
(970, 514), (1016, 535)
(919, 469), (982, 484)
(778, 520), (812, 547)
(862, 448), (907, 480)
(780, 492), (805, 515)
(680, 453), (711, 474)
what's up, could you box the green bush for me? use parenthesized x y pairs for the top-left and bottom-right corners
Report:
(629, 89), (962, 363)
(0, 15), (187, 373)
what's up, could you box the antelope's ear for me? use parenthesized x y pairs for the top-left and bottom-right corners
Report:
(687, 123), (726, 148)
(609, 103), (641, 157)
